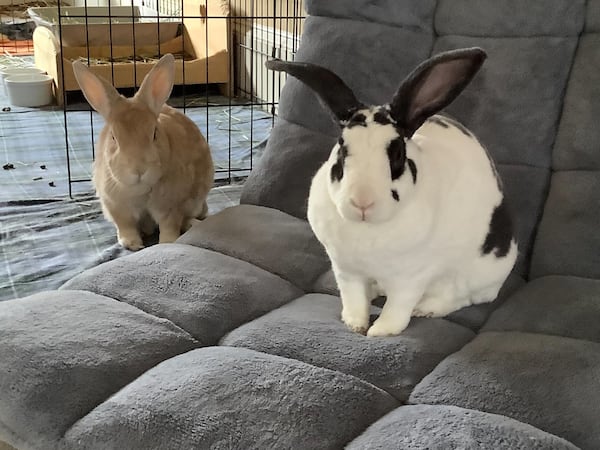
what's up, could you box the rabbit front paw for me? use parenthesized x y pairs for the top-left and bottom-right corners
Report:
(341, 309), (369, 335)
(118, 232), (144, 251)
(367, 315), (410, 337)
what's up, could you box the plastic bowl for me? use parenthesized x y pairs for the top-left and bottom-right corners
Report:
(5, 73), (54, 107)
(0, 67), (46, 85)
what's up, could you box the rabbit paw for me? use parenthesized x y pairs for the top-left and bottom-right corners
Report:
(367, 315), (409, 337)
(118, 233), (144, 251)
(341, 309), (369, 335)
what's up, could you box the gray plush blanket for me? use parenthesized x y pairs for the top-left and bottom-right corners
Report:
(1, 0), (599, 449)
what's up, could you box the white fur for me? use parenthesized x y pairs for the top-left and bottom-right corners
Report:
(307, 109), (518, 336)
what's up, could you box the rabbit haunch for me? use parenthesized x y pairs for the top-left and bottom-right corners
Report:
(72, 54), (214, 251)
(266, 48), (517, 336)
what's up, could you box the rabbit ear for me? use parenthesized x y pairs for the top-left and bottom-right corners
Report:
(136, 53), (175, 115)
(266, 59), (364, 123)
(389, 48), (487, 138)
(72, 60), (122, 118)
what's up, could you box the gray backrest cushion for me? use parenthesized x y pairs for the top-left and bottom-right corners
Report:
(242, 0), (595, 279)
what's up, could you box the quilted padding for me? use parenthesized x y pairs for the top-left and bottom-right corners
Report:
(221, 294), (475, 401)
(346, 405), (579, 450)
(62, 347), (399, 449)
(530, 172), (600, 279)
(1, 0), (600, 449)
(483, 275), (600, 342)
(62, 244), (304, 345)
(409, 332), (600, 449)
(177, 205), (330, 291)
(0, 291), (197, 450)
(553, 34), (600, 170)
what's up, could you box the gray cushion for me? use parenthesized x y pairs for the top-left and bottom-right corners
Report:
(586, 0), (600, 31)
(0, 291), (197, 450)
(346, 404), (579, 450)
(553, 34), (600, 170)
(240, 120), (336, 219)
(63, 347), (399, 450)
(495, 165), (549, 274)
(221, 293), (474, 401)
(278, 16), (433, 138)
(437, 35), (577, 170)
(409, 331), (600, 450)
(306, 0), (437, 29)
(177, 205), (330, 290)
(435, 0), (585, 37)
(530, 171), (600, 279)
(63, 244), (303, 345)
(483, 275), (600, 343)
(2, 0), (600, 449)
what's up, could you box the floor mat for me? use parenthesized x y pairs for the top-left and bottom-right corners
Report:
(0, 56), (272, 202)
(0, 184), (243, 302)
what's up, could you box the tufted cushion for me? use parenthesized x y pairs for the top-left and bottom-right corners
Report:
(63, 347), (399, 449)
(0, 292), (197, 449)
(1, 1), (599, 449)
(346, 404), (579, 450)
(409, 332), (600, 449)
(221, 293), (475, 401)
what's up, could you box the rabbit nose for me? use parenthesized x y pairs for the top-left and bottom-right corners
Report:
(350, 198), (375, 210)
(350, 198), (375, 220)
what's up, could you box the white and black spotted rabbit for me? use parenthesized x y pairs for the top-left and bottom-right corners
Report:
(267, 48), (517, 337)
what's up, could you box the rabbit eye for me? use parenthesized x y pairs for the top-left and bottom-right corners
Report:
(153, 128), (158, 140)
(387, 138), (406, 180)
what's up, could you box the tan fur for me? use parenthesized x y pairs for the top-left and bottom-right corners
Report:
(73, 54), (214, 250)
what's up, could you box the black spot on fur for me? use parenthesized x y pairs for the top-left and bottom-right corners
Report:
(373, 109), (393, 125)
(330, 144), (348, 183)
(346, 112), (367, 128)
(407, 158), (417, 184)
(481, 197), (514, 258)
(391, 189), (399, 202)
(387, 138), (406, 180)
(428, 116), (449, 128)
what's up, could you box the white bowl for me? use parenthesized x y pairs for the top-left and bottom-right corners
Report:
(5, 73), (54, 107)
(0, 67), (45, 85)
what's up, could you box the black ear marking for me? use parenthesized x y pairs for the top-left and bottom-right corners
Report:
(373, 108), (393, 125)
(389, 48), (486, 138)
(387, 138), (406, 180)
(266, 59), (365, 123)
(391, 189), (400, 201)
(346, 112), (367, 128)
(481, 197), (514, 258)
(407, 159), (417, 184)
(330, 144), (348, 183)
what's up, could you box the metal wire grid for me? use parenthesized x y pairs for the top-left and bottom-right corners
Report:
(0, 0), (37, 55)
(54, 0), (304, 196)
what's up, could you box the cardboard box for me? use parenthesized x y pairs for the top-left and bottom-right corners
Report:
(28, 5), (182, 47)
(33, 0), (231, 105)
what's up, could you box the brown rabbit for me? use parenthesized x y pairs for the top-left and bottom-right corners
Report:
(72, 54), (214, 250)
